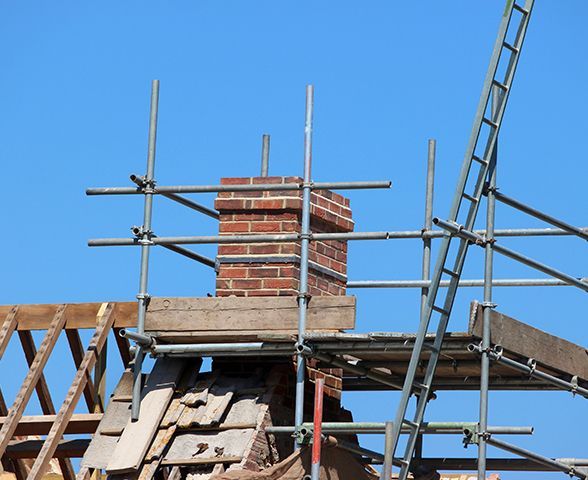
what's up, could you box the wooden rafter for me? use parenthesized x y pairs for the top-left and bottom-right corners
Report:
(0, 304), (68, 458)
(17, 331), (76, 480)
(64, 329), (97, 412)
(0, 307), (18, 360)
(27, 303), (115, 480)
(0, 413), (102, 436)
(0, 302), (136, 331)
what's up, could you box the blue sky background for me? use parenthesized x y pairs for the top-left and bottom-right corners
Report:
(0, 1), (587, 478)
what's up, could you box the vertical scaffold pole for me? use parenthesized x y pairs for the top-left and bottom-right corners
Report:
(478, 85), (500, 478)
(131, 79), (160, 421)
(261, 134), (270, 177)
(295, 85), (314, 448)
(310, 378), (325, 480)
(416, 139), (436, 459)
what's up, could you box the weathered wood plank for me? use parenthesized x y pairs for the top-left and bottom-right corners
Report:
(0, 307), (18, 360)
(163, 430), (254, 463)
(27, 303), (115, 480)
(0, 302), (136, 331)
(145, 425), (177, 461)
(0, 413), (102, 436)
(98, 401), (131, 436)
(4, 439), (90, 459)
(145, 296), (355, 332)
(65, 329), (97, 412)
(0, 390), (27, 480)
(113, 327), (133, 368)
(106, 358), (192, 474)
(0, 305), (68, 458)
(469, 301), (588, 380)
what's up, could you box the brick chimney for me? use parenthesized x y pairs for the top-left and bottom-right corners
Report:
(214, 176), (354, 298)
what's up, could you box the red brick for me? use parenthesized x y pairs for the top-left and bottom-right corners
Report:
(263, 278), (294, 289)
(232, 279), (262, 289)
(218, 244), (248, 255)
(247, 267), (280, 278)
(218, 267), (248, 279)
(219, 221), (250, 233)
(250, 221), (283, 233)
(220, 177), (252, 185)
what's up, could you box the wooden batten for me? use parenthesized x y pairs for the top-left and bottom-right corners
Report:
(144, 296), (356, 336)
(469, 301), (588, 380)
(0, 302), (136, 331)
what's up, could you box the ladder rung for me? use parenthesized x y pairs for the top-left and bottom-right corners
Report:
(462, 193), (479, 203)
(513, 3), (530, 15)
(492, 79), (509, 91)
(472, 155), (488, 165)
(503, 41), (520, 54)
(442, 267), (460, 277)
(482, 117), (499, 129)
(432, 305), (449, 316)
(403, 419), (419, 429)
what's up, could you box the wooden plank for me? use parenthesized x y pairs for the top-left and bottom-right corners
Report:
(145, 425), (177, 461)
(163, 430), (254, 463)
(221, 394), (262, 427)
(144, 296), (356, 332)
(17, 330), (57, 414)
(0, 305), (68, 458)
(4, 439), (90, 459)
(0, 390), (26, 480)
(27, 303), (115, 480)
(97, 401), (131, 436)
(469, 301), (588, 380)
(0, 302), (136, 331)
(106, 358), (191, 474)
(0, 307), (18, 360)
(0, 413), (102, 436)
(65, 329), (97, 411)
(113, 327), (133, 368)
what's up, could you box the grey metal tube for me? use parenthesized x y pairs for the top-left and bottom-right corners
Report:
(266, 423), (533, 435)
(347, 278), (588, 288)
(485, 437), (587, 479)
(421, 139), (436, 316)
(132, 79), (159, 421)
(492, 190), (588, 241)
(312, 351), (403, 390)
(261, 134), (270, 176)
(86, 180), (391, 195)
(130, 174), (219, 219)
(433, 218), (588, 293)
(161, 244), (216, 268)
(90, 227), (588, 247)
(382, 421), (394, 479)
(119, 329), (154, 347)
(479, 85), (500, 480)
(152, 342), (294, 354)
(295, 85), (313, 449)
(469, 343), (588, 398)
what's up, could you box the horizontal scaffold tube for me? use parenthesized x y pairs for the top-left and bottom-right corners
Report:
(485, 436), (587, 479)
(266, 422), (532, 435)
(434, 218), (588, 293)
(491, 190), (588, 242)
(152, 342), (295, 356)
(347, 278), (588, 288)
(86, 180), (392, 196)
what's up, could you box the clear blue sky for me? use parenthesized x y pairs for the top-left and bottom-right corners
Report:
(1, 2), (587, 478)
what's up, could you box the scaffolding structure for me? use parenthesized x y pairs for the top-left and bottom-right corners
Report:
(1, 1), (587, 479)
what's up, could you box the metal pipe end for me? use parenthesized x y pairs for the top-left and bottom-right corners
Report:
(467, 343), (479, 353)
(119, 329), (127, 338)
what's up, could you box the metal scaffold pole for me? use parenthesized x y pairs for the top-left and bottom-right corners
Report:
(478, 84), (501, 480)
(131, 79), (160, 421)
(294, 84), (314, 449)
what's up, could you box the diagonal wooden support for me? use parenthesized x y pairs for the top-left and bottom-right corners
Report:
(113, 327), (132, 369)
(0, 390), (26, 480)
(27, 303), (115, 480)
(17, 331), (76, 480)
(65, 329), (97, 412)
(0, 306), (18, 360)
(0, 304), (67, 458)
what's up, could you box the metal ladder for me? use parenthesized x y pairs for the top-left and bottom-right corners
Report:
(389, 2), (535, 478)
